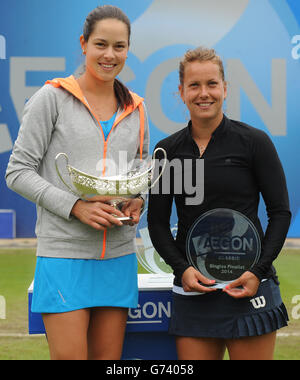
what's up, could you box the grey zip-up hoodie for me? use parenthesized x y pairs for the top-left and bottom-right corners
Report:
(5, 75), (149, 260)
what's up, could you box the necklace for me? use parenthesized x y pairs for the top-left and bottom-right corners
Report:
(192, 133), (210, 157)
(199, 145), (206, 157)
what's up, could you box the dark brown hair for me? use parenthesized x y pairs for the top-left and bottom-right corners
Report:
(83, 5), (134, 108)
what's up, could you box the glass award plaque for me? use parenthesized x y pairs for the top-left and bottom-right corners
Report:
(186, 208), (261, 287)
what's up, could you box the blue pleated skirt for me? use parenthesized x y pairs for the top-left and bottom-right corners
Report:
(169, 278), (288, 339)
(31, 253), (138, 313)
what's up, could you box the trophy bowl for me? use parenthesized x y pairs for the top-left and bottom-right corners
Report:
(55, 148), (167, 221)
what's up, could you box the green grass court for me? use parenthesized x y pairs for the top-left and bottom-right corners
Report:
(0, 248), (299, 360)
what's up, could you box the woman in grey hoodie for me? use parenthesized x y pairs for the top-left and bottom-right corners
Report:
(6, 5), (149, 360)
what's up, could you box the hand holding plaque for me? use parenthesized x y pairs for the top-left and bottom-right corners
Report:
(186, 208), (261, 289)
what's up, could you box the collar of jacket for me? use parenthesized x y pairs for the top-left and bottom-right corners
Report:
(187, 114), (227, 140)
(45, 75), (145, 162)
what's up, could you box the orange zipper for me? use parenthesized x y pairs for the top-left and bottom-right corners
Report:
(46, 76), (145, 259)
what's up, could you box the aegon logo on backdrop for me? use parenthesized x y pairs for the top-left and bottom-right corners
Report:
(1, 0), (300, 238)
(0, 34), (12, 155)
(128, 299), (171, 330)
(126, 287), (172, 329)
(0, 35), (6, 60)
(125, 0), (287, 137)
(0, 295), (6, 320)
(7, 0), (288, 138)
(291, 35), (300, 60)
(128, 301), (171, 321)
(291, 295), (300, 320)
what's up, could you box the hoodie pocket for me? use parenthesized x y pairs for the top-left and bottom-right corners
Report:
(106, 224), (137, 243)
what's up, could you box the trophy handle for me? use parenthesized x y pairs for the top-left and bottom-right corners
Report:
(55, 153), (81, 197)
(149, 147), (168, 189)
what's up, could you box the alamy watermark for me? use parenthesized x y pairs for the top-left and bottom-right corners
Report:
(291, 295), (300, 320)
(0, 295), (6, 320)
(0, 35), (6, 60)
(94, 152), (204, 206)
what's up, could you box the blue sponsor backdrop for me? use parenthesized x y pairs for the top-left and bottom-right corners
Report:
(0, 0), (299, 237)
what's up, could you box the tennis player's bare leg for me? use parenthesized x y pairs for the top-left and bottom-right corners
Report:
(87, 307), (128, 360)
(176, 337), (226, 360)
(42, 309), (90, 360)
(225, 332), (277, 360)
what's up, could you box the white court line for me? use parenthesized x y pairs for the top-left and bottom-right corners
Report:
(0, 333), (44, 337)
(0, 332), (300, 338)
(277, 332), (300, 337)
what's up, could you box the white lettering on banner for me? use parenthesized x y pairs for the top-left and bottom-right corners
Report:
(145, 57), (185, 135)
(0, 295), (6, 320)
(291, 35), (300, 60)
(117, 64), (136, 83)
(0, 124), (13, 154)
(10, 57), (65, 122)
(226, 59), (287, 136)
(0, 35), (6, 60)
(0, 37), (13, 154)
(129, 0), (286, 138)
(131, 0), (249, 62)
(144, 58), (287, 137)
(291, 295), (300, 320)
(6, 57), (287, 142)
(128, 301), (171, 323)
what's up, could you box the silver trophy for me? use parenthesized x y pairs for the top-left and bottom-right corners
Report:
(55, 148), (167, 221)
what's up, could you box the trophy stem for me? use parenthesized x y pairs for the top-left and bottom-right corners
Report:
(107, 198), (133, 222)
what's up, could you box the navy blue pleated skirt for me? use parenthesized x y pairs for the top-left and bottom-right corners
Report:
(169, 278), (288, 339)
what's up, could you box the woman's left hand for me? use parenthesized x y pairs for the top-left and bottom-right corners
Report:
(222, 271), (260, 299)
(121, 198), (144, 225)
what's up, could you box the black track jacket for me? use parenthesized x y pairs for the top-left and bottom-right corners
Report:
(147, 115), (291, 286)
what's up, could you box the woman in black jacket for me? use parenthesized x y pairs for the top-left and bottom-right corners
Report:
(147, 47), (291, 360)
